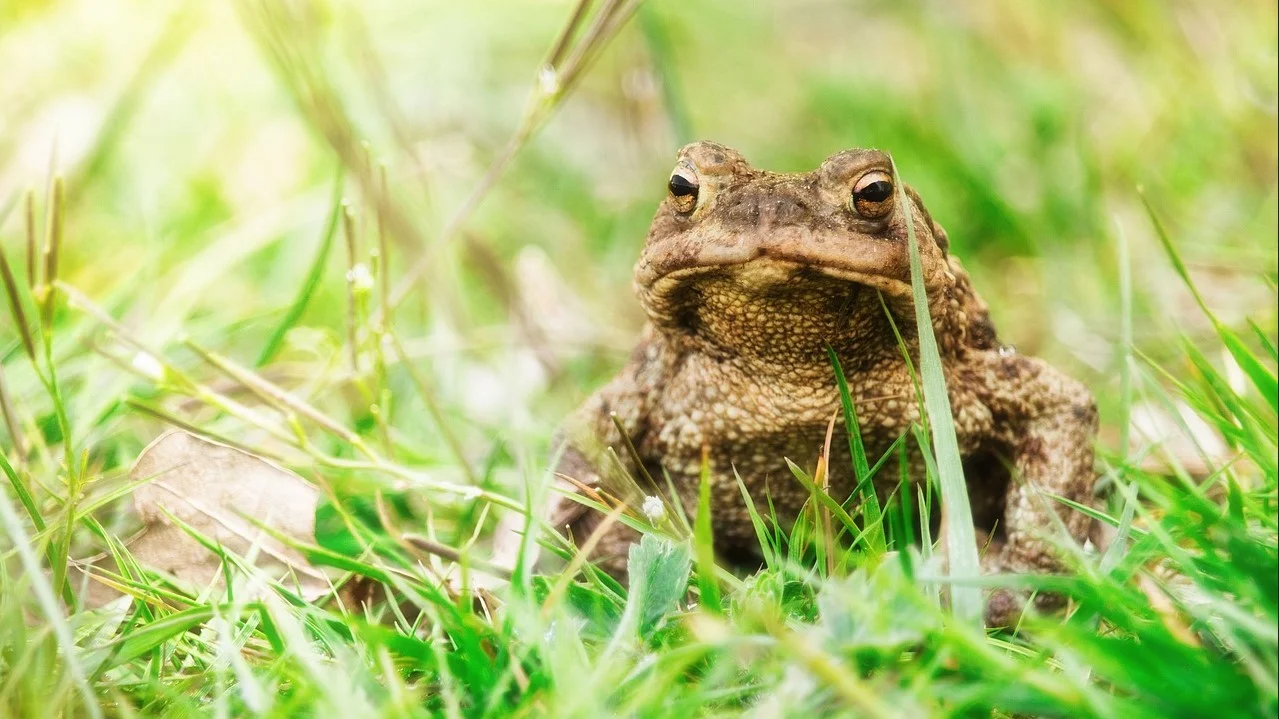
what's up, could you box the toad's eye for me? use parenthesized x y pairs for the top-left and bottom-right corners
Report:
(667, 169), (699, 213)
(850, 171), (895, 218)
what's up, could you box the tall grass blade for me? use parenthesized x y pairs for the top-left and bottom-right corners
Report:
(785, 458), (861, 539)
(892, 158), (981, 624)
(1103, 219), (1138, 571)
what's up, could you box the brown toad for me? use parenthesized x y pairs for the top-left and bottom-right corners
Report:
(549, 141), (1096, 625)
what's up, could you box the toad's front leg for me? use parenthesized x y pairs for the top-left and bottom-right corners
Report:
(973, 353), (1098, 626)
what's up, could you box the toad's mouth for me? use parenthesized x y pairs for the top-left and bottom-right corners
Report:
(640, 255), (914, 310)
(635, 220), (917, 304)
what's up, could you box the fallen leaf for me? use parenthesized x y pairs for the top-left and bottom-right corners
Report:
(124, 430), (328, 601)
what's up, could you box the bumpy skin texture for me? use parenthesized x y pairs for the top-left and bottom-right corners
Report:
(550, 142), (1097, 626)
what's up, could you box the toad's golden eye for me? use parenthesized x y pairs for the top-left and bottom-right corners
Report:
(850, 170), (895, 218)
(667, 167), (699, 213)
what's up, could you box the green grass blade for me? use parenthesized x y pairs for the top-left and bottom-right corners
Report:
(0, 451), (44, 533)
(735, 467), (776, 568)
(0, 480), (103, 718)
(1141, 192), (1277, 411)
(785, 458), (860, 537)
(92, 605), (218, 670)
(892, 158), (981, 625)
(694, 447), (722, 614)
(256, 170), (344, 367)
(1219, 325), (1278, 412)
(826, 346), (887, 556)
(1248, 319), (1277, 362)
(849, 432), (908, 512)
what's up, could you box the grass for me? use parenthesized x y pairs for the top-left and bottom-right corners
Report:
(1, 0), (1277, 716)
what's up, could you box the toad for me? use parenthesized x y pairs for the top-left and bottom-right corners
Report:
(548, 142), (1097, 625)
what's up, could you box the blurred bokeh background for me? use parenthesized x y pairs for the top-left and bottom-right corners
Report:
(1, 0), (1276, 474)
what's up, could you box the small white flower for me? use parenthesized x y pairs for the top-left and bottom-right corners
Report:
(641, 495), (665, 523)
(346, 263), (374, 293)
(130, 352), (165, 381)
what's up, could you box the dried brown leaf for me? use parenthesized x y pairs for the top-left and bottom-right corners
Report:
(126, 430), (327, 600)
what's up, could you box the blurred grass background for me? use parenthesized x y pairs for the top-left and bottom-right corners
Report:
(2, 1), (1274, 443)
(0, 0), (1276, 715)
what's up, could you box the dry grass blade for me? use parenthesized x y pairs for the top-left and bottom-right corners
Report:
(345, 18), (436, 221)
(373, 491), (513, 584)
(817, 410), (838, 576)
(0, 233), (37, 362)
(125, 399), (298, 466)
(64, 280), (520, 510)
(23, 189), (37, 287)
(182, 338), (374, 457)
(38, 178), (64, 331)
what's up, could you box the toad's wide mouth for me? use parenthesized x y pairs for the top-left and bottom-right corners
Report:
(639, 255), (914, 309)
(635, 223), (917, 303)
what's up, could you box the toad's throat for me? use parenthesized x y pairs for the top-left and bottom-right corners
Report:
(647, 261), (898, 364)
